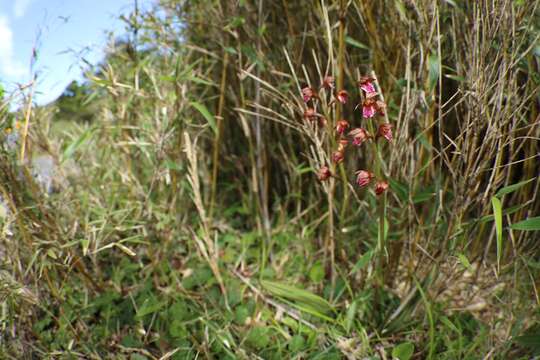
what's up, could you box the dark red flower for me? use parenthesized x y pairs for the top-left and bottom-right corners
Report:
(375, 180), (389, 195)
(349, 128), (370, 146)
(336, 120), (350, 135)
(362, 98), (377, 118)
(332, 150), (345, 164)
(377, 123), (393, 142)
(317, 166), (332, 181)
(336, 90), (349, 104)
(358, 76), (377, 97)
(302, 86), (318, 102)
(318, 116), (327, 127)
(362, 98), (386, 118)
(303, 108), (317, 122)
(322, 76), (335, 90)
(355, 170), (374, 187)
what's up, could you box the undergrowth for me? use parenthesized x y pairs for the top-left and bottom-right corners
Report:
(0, 0), (540, 358)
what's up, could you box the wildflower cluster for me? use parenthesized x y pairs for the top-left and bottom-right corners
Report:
(302, 75), (391, 195)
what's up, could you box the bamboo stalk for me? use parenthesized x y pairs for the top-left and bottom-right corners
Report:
(209, 51), (229, 219)
(19, 81), (35, 163)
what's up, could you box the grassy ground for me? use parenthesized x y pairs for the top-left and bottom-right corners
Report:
(1, 0), (540, 358)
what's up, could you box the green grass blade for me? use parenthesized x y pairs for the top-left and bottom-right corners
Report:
(61, 126), (95, 163)
(496, 177), (536, 197)
(491, 196), (503, 270)
(413, 278), (434, 360)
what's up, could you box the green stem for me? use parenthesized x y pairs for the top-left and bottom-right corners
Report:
(209, 51), (229, 219)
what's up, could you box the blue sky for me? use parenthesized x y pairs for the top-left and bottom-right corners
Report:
(0, 0), (153, 106)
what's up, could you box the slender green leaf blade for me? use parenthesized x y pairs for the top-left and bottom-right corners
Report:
(61, 126), (95, 163)
(261, 280), (333, 315)
(510, 217), (540, 231)
(190, 101), (217, 135)
(491, 197), (503, 268)
(345, 36), (369, 50)
(351, 250), (374, 273)
(496, 178), (536, 197)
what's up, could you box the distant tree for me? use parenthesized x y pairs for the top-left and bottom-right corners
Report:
(54, 80), (94, 123)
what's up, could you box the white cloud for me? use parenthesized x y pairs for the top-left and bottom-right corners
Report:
(13, 0), (32, 18)
(0, 16), (27, 79)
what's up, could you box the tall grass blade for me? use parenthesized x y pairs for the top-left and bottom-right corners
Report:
(491, 196), (503, 270)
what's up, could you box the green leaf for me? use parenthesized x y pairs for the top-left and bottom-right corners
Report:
(130, 354), (148, 360)
(392, 342), (415, 360)
(478, 203), (527, 224)
(261, 280), (333, 316)
(308, 261), (325, 283)
(188, 75), (215, 87)
(345, 301), (358, 333)
(457, 253), (472, 271)
(169, 301), (189, 320)
(412, 190), (435, 204)
(510, 216), (540, 231)
(245, 327), (270, 350)
(81, 238), (90, 256)
(417, 133), (433, 151)
(345, 36), (369, 50)
(394, 0), (408, 22)
(136, 296), (165, 318)
(444, 74), (466, 82)
(234, 305), (249, 325)
(491, 197), (503, 269)
(428, 53), (440, 90)
(351, 250), (374, 273)
(289, 335), (305, 352)
(388, 178), (408, 202)
(514, 327), (540, 355)
(496, 178), (536, 197)
(168, 319), (187, 338)
(61, 126), (95, 163)
(190, 101), (217, 135)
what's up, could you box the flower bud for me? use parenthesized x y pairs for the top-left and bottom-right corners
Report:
(302, 86), (317, 102)
(303, 108), (317, 122)
(336, 120), (350, 135)
(336, 90), (349, 104)
(317, 166), (332, 181)
(332, 150), (345, 164)
(377, 123), (393, 142)
(322, 76), (335, 90)
(337, 139), (348, 152)
(349, 128), (370, 146)
(375, 180), (389, 195)
(355, 170), (374, 187)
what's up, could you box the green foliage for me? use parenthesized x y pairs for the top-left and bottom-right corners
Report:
(54, 80), (95, 123)
(511, 217), (540, 231)
(0, 0), (538, 358)
(392, 342), (414, 360)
